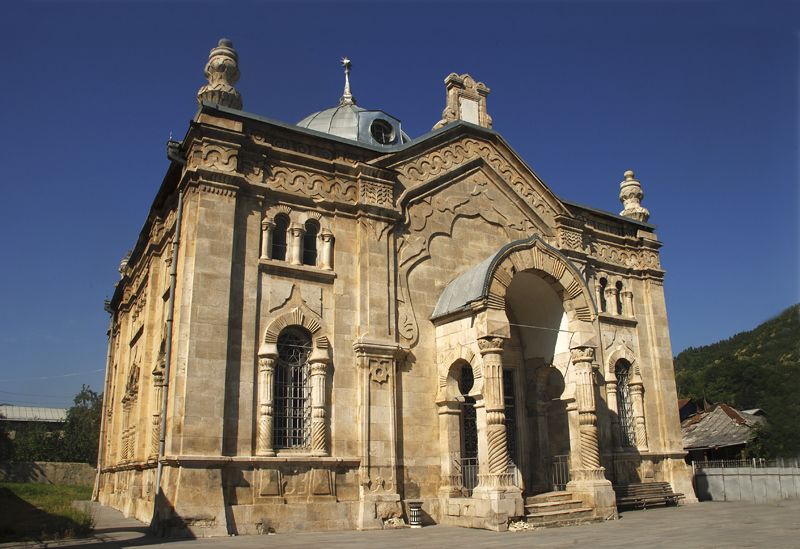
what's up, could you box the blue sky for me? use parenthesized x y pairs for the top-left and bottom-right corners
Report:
(0, 1), (797, 408)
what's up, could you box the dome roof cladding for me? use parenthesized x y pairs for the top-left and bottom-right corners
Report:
(296, 58), (410, 147)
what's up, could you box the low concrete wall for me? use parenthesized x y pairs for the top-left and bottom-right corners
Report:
(694, 466), (800, 503)
(0, 461), (95, 486)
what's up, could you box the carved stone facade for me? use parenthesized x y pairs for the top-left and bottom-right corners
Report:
(97, 41), (695, 537)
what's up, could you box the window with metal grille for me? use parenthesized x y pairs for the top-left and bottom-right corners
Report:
(503, 369), (517, 463)
(274, 327), (312, 449)
(615, 360), (636, 447)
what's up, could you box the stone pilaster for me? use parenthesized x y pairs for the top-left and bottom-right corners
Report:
(621, 289), (634, 318)
(629, 376), (649, 452)
(353, 339), (403, 530)
(319, 229), (334, 270)
(255, 353), (276, 456)
(288, 223), (304, 266)
(260, 219), (274, 260)
(604, 286), (619, 316)
(309, 346), (331, 456)
(571, 346), (603, 475)
(476, 336), (513, 487)
(605, 371), (622, 451)
(567, 345), (617, 520)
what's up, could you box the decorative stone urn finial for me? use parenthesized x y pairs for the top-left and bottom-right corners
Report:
(197, 38), (243, 109)
(619, 169), (650, 223)
(339, 57), (356, 106)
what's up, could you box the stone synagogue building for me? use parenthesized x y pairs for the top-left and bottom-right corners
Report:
(96, 39), (695, 535)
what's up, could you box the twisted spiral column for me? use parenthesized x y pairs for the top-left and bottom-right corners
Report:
(477, 336), (511, 486)
(630, 379), (649, 451)
(571, 346), (604, 476)
(256, 355), (276, 456)
(310, 359), (329, 455)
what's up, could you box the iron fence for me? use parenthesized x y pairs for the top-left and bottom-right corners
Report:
(550, 454), (570, 491)
(461, 457), (479, 495)
(693, 457), (800, 470)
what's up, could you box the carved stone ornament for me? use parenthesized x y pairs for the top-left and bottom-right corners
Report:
(570, 345), (596, 365)
(197, 39), (242, 109)
(619, 170), (650, 223)
(369, 358), (391, 384)
(477, 336), (506, 354)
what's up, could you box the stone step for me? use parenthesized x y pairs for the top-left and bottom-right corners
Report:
(524, 515), (604, 529)
(526, 491), (574, 504)
(525, 499), (585, 513)
(526, 507), (594, 526)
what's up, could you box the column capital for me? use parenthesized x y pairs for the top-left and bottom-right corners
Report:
(570, 345), (596, 365)
(261, 218), (275, 229)
(320, 228), (334, 242)
(477, 335), (506, 355)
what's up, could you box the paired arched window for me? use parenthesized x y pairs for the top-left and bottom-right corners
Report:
(599, 277), (608, 312)
(274, 327), (312, 449)
(615, 359), (636, 448)
(271, 214), (289, 261)
(302, 220), (319, 266)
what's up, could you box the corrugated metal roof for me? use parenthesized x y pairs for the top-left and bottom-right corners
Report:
(0, 405), (68, 423)
(681, 405), (765, 450)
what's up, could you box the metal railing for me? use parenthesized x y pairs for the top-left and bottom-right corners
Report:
(694, 457), (800, 470)
(550, 454), (570, 491)
(461, 457), (479, 495)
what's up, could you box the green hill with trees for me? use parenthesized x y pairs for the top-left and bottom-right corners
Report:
(674, 304), (800, 457)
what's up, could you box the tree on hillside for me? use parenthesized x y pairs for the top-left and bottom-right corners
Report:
(674, 304), (800, 458)
(62, 385), (103, 465)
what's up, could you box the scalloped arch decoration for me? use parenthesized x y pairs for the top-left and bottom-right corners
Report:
(263, 306), (323, 344)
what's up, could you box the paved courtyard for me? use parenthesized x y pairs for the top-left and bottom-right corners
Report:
(4, 499), (799, 549)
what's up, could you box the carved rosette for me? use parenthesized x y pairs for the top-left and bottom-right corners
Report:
(477, 336), (512, 483)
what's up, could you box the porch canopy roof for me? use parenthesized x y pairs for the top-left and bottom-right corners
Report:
(431, 235), (572, 320)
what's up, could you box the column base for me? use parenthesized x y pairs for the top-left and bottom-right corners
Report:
(356, 493), (402, 530)
(471, 482), (523, 531)
(567, 468), (617, 520)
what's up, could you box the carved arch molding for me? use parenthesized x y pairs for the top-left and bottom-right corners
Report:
(483, 237), (597, 325)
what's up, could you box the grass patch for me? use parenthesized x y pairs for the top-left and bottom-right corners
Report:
(0, 482), (93, 542)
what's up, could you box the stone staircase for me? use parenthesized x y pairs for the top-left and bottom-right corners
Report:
(524, 491), (600, 528)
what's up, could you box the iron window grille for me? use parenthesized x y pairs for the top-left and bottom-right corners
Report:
(274, 328), (312, 449)
(615, 361), (637, 447)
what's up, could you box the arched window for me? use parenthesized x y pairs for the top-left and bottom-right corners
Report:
(271, 214), (289, 261)
(599, 277), (608, 313)
(274, 327), (312, 449)
(458, 363), (478, 494)
(615, 359), (636, 448)
(615, 281), (624, 316)
(302, 220), (319, 266)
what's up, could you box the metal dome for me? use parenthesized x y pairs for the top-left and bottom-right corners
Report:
(296, 58), (411, 147)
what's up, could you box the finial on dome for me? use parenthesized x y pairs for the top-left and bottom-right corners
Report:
(340, 57), (356, 106)
(197, 38), (243, 110)
(619, 169), (650, 223)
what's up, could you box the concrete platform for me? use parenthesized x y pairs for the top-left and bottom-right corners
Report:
(3, 499), (799, 548)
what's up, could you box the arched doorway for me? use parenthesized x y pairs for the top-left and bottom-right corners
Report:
(504, 271), (572, 495)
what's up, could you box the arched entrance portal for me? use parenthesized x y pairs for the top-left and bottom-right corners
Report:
(505, 271), (572, 495)
(433, 236), (618, 528)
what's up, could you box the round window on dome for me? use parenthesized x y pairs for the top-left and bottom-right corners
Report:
(370, 119), (395, 145)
